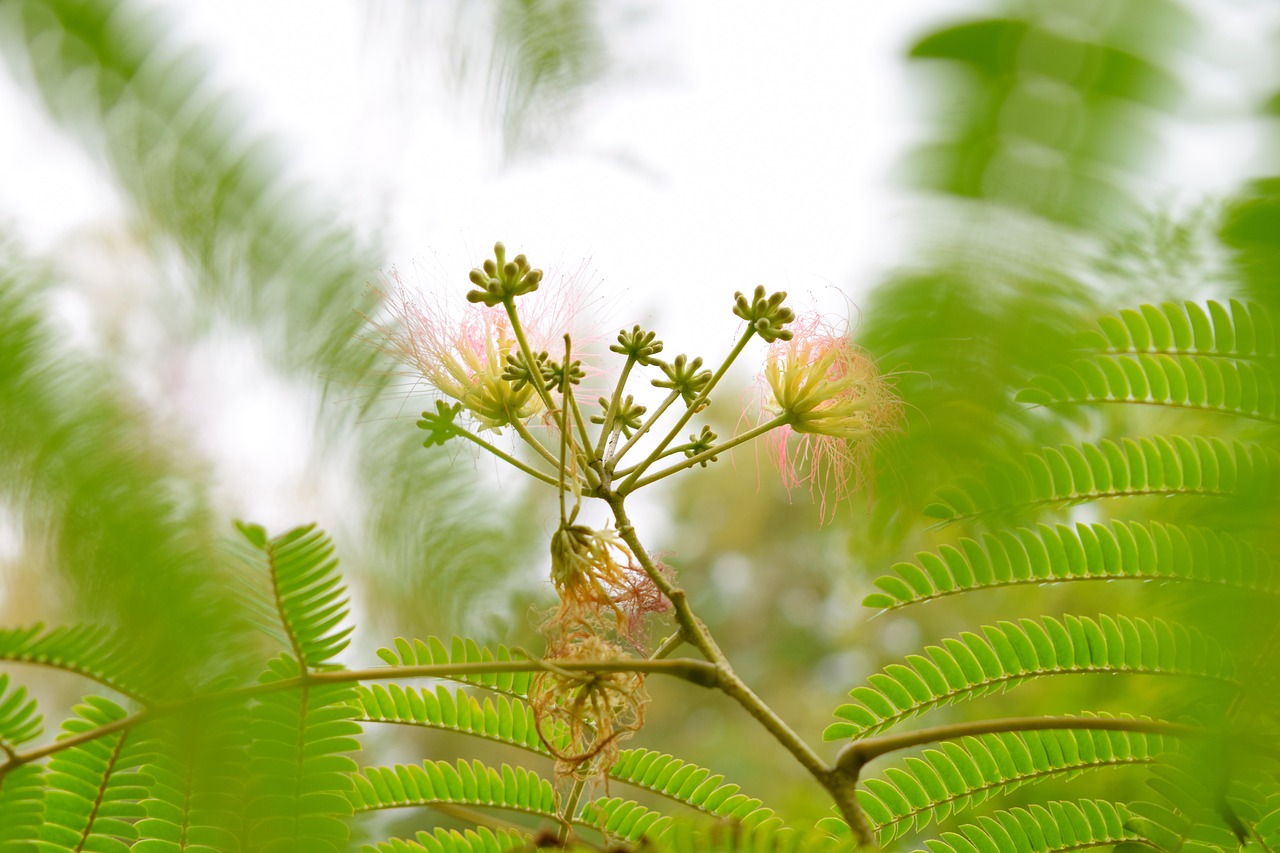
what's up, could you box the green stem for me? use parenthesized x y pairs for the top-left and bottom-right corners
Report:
(559, 778), (589, 845)
(622, 414), (789, 493)
(453, 428), (559, 487)
(594, 357), (636, 460)
(609, 391), (681, 469)
(509, 415), (562, 469)
(619, 329), (755, 492)
(606, 494), (875, 847)
(650, 632), (686, 660)
(0, 658), (721, 772)
(612, 443), (695, 478)
(835, 715), (1204, 775)
(565, 384), (601, 489)
(504, 298), (558, 415)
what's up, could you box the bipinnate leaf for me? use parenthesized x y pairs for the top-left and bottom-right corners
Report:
(826, 616), (1231, 739)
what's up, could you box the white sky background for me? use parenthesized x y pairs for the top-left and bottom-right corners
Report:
(0, 0), (1279, 539)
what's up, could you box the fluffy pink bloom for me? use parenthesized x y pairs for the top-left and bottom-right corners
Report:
(759, 313), (899, 521)
(370, 259), (591, 432)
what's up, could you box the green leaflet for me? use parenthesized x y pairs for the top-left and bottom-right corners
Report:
(38, 696), (154, 852)
(0, 673), (40, 754)
(863, 520), (1278, 610)
(375, 636), (535, 699)
(915, 799), (1139, 853)
(0, 764), (45, 851)
(360, 826), (529, 853)
(244, 655), (359, 853)
(353, 683), (551, 754)
(240, 524), (353, 669)
(0, 624), (155, 702)
(923, 435), (1276, 521)
(349, 759), (557, 820)
(844, 722), (1165, 845)
(610, 748), (775, 825)
(581, 796), (674, 843)
(1080, 300), (1275, 358)
(133, 705), (250, 852)
(826, 616), (1231, 739)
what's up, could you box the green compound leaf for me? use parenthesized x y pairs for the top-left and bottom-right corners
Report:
(862, 519), (1279, 610)
(915, 799), (1140, 853)
(349, 759), (557, 824)
(245, 655), (359, 853)
(38, 695), (155, 852)
(845, 719), (1168, 845)
(133, 704), (250, 853)
(360, 826), (530, 853)
(826, 617), (1232, 739)
(243, 524), (353, 669)
(353, 683), (550, 754)
(0, 763), (45, 850)
(0, 623), (156, 702)
(375, 636), (536, 700)
(923, 436), (1276, 521)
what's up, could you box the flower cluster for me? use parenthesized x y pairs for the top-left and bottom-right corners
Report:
(761, 313), (900, 520)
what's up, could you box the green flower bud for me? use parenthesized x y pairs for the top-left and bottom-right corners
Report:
(591, 394), (647, 437)
(466, 241), (544, 306)
(652, 354), (713, 407)
(733, 285), (795, 342)
(610, 325), (664, 365)
(502, 350), (550, 393)
(685, 425), (718, 467)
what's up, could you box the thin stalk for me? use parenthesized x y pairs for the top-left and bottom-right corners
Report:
(0, 658), (721, 772)
(650, 632), (686, 661)
(619, 329), (755, 492)
(510, 415), (562, 469)
(609, 390), (681, 468)
(559, 778), (589, 845)
(504, 298), (558, 415)
(612, 442), (695, 478)
(453, 427), (559, 487)
(836, 715), (1207, 775)
(565, 383), (601, 489)
(594, 357), (636, 460)
(607, 494), (874, 847)
(622, 414), (789, 493)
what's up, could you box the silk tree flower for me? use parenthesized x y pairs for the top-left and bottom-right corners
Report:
(760, 314), (900, 519)
(372, 262), (587, 432)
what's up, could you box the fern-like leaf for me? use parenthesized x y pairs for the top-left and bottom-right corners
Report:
(923, 436), (1276, 521)
(0, 624), (153, 701)
(862, 519), (1278, 610)
(348, 759), (558, 822)
(375, 636), (534, 700)
(359, 826), (529, 853)
(0, 763), (45, 851)
(827, 720), (1167, 845)
(1125, 754), (1247, 852)
(39, 695), (154, 851)
(240, 522), (352, 669)
(133, 704), (249, 852)
(1080, 300), (1275, 359)
(581, 796), (674, 843)
(1017, 354), (1279, 422)
(353, 683), (550, 754)
(0, 673), (41, 753)
(914, 799), (1139, 853)
(826, 616), (1231, 739)
(610, 748), (775, 825)
(245, 654), (359, 853)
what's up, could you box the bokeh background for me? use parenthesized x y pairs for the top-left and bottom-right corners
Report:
(4, 0), (1280, 841)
